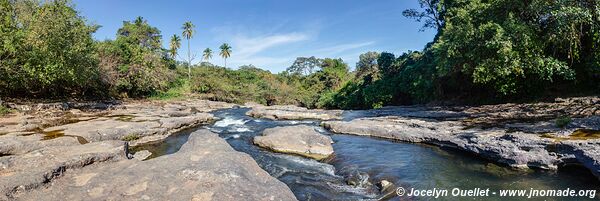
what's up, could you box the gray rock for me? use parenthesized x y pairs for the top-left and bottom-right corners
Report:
(247, 105), (342, 120)
(254, 125), (334, 160)
(323, 111), (600, 180)
(0, 141), (124, 199)
(323, 117), (560, 169)
(376, 180), (397, 200)
(133, 150), (152, 161)
(14, 130), (298, 201)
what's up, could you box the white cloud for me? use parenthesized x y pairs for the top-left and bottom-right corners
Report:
(233, 32), (310, 58)
(206, 24), (375, 72)
(314, 41), (375, 55)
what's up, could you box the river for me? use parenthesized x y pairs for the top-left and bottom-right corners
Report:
(134, 108), (600, 201)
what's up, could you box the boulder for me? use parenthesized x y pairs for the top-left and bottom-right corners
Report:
(254, 125), (334, 160)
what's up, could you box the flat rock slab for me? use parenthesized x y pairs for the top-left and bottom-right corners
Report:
(0, 140), (124, 199)
(254, 125), (334, 160)
(15, 130), (297, 201)
(246, 104), (342, 120)
(323, 115), (600, 180)
(323, 117), (559, 169)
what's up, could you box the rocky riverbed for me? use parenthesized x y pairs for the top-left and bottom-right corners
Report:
(0, 97), (599, 200)
(323, 97), (600, 179)
(0, 99), (298, 200)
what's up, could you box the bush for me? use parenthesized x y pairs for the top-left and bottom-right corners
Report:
(0, 0), (101, 97)
(0, 105), (11, 116)
(555, 116), (572, 128)
(122, 133), (140, 141)
(96, 17), (175, 97)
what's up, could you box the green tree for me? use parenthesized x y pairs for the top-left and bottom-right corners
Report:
(0, 0), (100, 97)
(182, 21), (195, 79)
(402, 0), (446, 31)
(202, 48), (212, 62)
(286, 56), (322, 75)
(355, 52), (380, 83)
(377, 52), (397, 76)
(118, 16), (162, 50)
(169, 34), (181, 60)
(97, 16), (173, 97)
(219, 43), (232, 68)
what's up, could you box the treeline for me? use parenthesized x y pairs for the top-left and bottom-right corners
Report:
(0, 0), (347, 107)
(322, 0), (600, 108)
(0, 0), (177, 98)
(1, 0), (599, 109)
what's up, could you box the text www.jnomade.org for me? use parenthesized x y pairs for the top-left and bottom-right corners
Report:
(395, 187), (597, 199)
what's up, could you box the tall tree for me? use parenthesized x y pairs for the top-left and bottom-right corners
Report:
(181, 21), (195, 79)
(202, 48), (212, 62)
(219, 43), (232, 68)
(117, 16), (162, 50)
(402, 0), (446, 32)
(286, 56), (322, 75)
(355, 52), (381, 82)
(169, 34), (181, 60)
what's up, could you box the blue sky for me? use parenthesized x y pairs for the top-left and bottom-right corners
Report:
(73, 0), (436, 72)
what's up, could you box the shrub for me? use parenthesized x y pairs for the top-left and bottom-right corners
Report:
(555, 116), (572, 128)
(0, 105), (11, 116)
(122, 133), (140, 141)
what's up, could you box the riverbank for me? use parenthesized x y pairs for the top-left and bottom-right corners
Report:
(0, 99), (296, 200)
(0, 97), (599, 200)
(322, 96), (600, 179)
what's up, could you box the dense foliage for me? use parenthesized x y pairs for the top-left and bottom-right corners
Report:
(326, 0), (600, 109)
(96, 17), (174, 97)
(1, 0), (598, 109)
(1, 0), (100, 97)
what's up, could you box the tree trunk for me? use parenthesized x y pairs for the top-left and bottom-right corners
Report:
(187, 39), (191, 80)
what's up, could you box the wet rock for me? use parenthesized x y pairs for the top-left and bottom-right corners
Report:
(15, 130), (297, 201)
(254, 125), (334, 160)
(376, 180), (397, 200)
(132, 150), (152, 161)
(339, 167), (371, 188)
(557, 141), (600, 178)
(0, 141), (124, 199)
(247, 104), (342, 120)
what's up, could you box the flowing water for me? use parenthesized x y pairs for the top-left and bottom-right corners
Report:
(137, 108), (600, 201)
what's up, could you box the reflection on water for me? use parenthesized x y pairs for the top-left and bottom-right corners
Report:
(130, 126), (196, 160)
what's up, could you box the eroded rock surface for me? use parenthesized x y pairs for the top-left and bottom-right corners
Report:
(0, 99), (234, 155)
(246, 104), (342, 120)
(254, 125), (334, 160)
(0, 141), (124, 199)
(15, 130), (297, 201)
(323, 98), (600, 179)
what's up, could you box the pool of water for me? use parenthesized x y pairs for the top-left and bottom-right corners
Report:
(136, 108), (600, 201)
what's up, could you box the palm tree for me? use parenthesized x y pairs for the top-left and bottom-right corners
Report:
(181, 21), (195, 79)
(202, 48), (213, 62)
(219, 43), (232, 68)
(169, 35), (181, 60)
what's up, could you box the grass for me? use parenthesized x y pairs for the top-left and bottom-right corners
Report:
(555, 116), (572, 128)
(122, 133), (140, 141)
(149, 78), (191, 101)
(0, 105), (12, 116)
